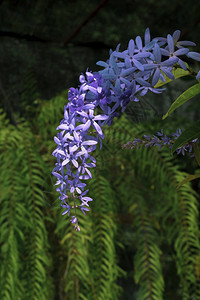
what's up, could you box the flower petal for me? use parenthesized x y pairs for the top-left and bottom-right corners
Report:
(174, 48), (189, 56)
(94, 114), (108, 121)
(57, 124), (69, 130)
(93, 121), (103, 135)
(62, 158), (70, 166)
(96, 61), (108, 67)
(152, 68), (161, 86)
(145, 28), (151, 45)
(128, 39), (135, 56)
(167, 34), (174, 53)
(187, 52), (200, 62)
(178, 41), (196, 47)
(161, 68), (175, 80)
(83, 120), (91, 131)
(173, 30), (181, 42)
(136, 36), (143, 50)
(82, 140), (98, 145)
(54, 136), (60, 145)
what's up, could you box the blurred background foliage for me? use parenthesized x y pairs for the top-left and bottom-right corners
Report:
(0, 0), (200, 299)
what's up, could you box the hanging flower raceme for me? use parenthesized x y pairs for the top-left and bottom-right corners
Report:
(52, 28), (200, 230)
(122, 129), (198, 156)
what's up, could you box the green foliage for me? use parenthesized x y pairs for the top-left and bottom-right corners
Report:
(0, 97), (200, 300)
(53, 173), (124, 300)
(0, 117), (54, 300)
(194, 141), (200, 166)
(0, 121), (25, 300)
(36, 94), (67, 140)
(171, 120), (200, 153)
(55, 200), (93, 300)
(102, 115), (200, 299)
(162, 82), (200, 119)
(88, 174), (125, 300)
(173, 171), (200, 299)
(176, 174), (200, 188)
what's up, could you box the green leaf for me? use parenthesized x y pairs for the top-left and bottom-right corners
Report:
(171, 120), (200, 153)
(176, 174), (200, 189)
(154, 66), (190, 88)
(194, 141), (200, 166)
(162, 83), (200, 119)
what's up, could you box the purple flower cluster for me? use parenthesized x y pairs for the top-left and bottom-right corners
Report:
(123, 128), (198, 156)
(52, 28), (200, 230)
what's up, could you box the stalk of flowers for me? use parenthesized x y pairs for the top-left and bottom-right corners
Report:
(53, 28), (200, 230)
(52, 72), (112, 230)
(122, 129), (198, 156)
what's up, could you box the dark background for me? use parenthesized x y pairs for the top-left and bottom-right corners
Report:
(0, 2), (200, 300)
(0, 0), (200, 124)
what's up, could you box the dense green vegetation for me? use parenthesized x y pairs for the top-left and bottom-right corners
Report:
(0, 1), (200, 299)
(0, 92), (200, 299)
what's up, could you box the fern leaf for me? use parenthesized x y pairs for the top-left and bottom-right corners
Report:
(88, 174), (125, 300)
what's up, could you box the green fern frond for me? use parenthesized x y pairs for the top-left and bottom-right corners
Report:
(112, 146), (165, 299)
(88, 174), (125, 300)
(0, 108), (10, 129)
(36, 94), (67, 140)
(172, 172), (200, 299)
(15, 125), (54, 300)
(147, 150), (200, 299)
(132, 193), (164, 300)
(55, 201), (92, 300)
(106, 116), (200, 299)
(104, 114), (135, 150)
(0, 122), (54, 300)
(0, 126), (26, 299)
(122, 140), (200, 299)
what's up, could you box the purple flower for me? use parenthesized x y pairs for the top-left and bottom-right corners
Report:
(144, 43), (178, 86)
(78, 189), (93, 207)
(102, 58), (135, 90)
(80, 205), (90, 215)
(53, 29), (200, 230)
(96, 54), (116, 77)
(134, 28), (157, 53)
(71, 216), (78, 224)
(160, 34), (190, 71)
(68, 88), (94, 113)
(61, 202), (71, 216)
(113, 39), (150, 71)
(172, 30), (196, 49)
(123, 129), (198, 157)
(77, 109), (108, 137)
(68, 176), (86, 194)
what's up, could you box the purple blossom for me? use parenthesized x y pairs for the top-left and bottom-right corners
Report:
(53, 28), (200, 230)
(123, 129), (199, 157)
(61, 202), (71, 216)
(144, 43), (178, 86)
(159, 34), (189, 71)
(113, 39), (151, 71)
(172, 30), (196, 49)
(77, 109), (108, 137)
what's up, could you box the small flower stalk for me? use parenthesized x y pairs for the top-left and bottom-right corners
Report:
(123, 129), (198, 156)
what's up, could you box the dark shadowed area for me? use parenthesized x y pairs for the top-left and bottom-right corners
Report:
(0, 1), (200, 300)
